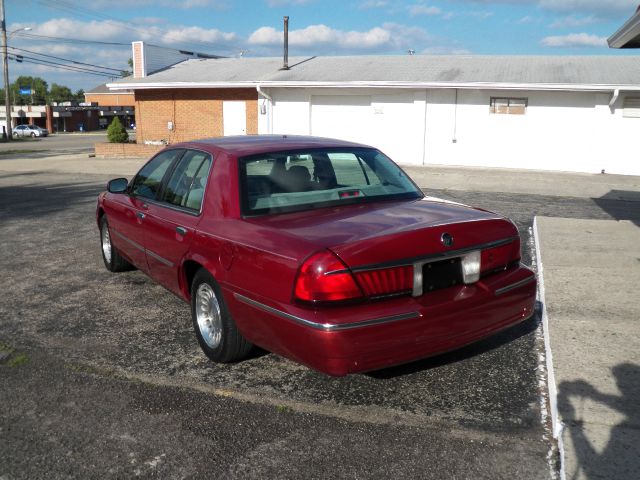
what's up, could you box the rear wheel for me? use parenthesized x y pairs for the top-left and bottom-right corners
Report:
(191, 269), (252, 363)
(99, 216), (133, 272)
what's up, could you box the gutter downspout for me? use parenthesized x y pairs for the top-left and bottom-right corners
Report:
(256, 84), (273, 134)
(609, 89), (620, 114)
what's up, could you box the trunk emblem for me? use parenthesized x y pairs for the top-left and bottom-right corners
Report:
(441, 233), (454, 247)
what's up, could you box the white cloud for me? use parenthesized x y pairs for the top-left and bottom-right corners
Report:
(359, 0), (389, 8)
(265, 0), (313, 6)
(517, 15), (535, 24)
(249, 24), (391, 50)
(540, 32), (607, 47)
(83, 0), (229, 9)
(537, 0), (636, 16)
(408, 5), (441, 16)
(550, 15), (597, 28)
(248, 22), (442, 54)
(460, 0), (636, 18)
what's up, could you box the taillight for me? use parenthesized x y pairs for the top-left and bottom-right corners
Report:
(481, 238), (521, 275)
(354, 265), (413, 297)
(294, 250), (363, 303)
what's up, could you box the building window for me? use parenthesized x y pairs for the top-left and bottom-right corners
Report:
(623, 97), (640, 118)
(490, 97), (527, 115)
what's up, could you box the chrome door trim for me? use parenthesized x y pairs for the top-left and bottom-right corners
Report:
(111, 229), (174, 268)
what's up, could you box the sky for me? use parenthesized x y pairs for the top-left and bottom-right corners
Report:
(6, 0), (640, 92)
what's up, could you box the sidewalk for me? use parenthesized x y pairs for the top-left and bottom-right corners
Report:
(403, 164), (640, 201)
(535, 217), (640, 480)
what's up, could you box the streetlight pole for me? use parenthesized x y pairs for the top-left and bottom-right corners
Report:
(1, 0), (11, 140)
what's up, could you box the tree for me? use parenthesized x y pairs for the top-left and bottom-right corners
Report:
(11, 76), (48, 105)
(121, 58), (133, 77)
(48, 83), (74, 104)
(74, 89), (85, 103)
(107, 116), (129, 143)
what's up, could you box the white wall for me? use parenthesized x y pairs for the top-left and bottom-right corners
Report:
(259, 87), (640, 175)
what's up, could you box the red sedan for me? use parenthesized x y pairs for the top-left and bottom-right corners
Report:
(97, 135), (536, 376)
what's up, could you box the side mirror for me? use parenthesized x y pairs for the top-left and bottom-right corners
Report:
(107, 178), (129, 194)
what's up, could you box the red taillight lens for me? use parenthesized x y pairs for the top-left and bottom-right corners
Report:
(294, 250), (363, 303)
(481, 238), (521, 274)
(354, 266), (413, 297)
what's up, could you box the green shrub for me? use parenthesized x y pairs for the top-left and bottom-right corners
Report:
(107, 116), (129, 143)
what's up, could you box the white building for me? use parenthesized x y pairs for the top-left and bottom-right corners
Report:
(109, 50), (640, 175)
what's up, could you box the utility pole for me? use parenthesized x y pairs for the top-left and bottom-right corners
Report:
(0, 0), (11, 140)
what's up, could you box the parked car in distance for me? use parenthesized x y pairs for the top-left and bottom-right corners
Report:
(12, 124), (49, 137)
(96, 135), (537, 376)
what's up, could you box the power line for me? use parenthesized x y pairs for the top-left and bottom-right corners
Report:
(9, 46), (124, 72)
(8, 54), (122, 77)
(33, 0), (240, 54)
(14, 32), (129, 46)
(10, 56), (120, 78)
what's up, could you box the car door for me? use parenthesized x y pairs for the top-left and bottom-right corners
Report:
(143, 149), (213, 295)
(106, 149), (184, 272)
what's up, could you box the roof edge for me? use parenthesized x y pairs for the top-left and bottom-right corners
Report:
(106, 81), (640, 93)
(608, 8), (640, 48)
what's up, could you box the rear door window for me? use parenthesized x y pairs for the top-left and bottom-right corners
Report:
(160, 150), (212, 212)
(131, 149), (184, 200)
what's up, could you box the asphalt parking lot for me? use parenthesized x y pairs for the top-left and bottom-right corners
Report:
(1, 150), (636, 479)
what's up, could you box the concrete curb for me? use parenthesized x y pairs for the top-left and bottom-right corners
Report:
(533, 216), (566, 480)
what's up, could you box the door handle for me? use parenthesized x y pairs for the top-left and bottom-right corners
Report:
(176, 226), (188, 236)
(136, 212), (145, 219)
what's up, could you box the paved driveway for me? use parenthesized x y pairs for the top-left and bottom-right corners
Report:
(1, 156), (604, 479)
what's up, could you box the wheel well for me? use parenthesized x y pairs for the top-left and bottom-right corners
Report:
(97, 208), (105, 225)
(182, 260), (204, 299)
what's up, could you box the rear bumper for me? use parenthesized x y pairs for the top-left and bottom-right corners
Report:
(228, 265), (537, 376)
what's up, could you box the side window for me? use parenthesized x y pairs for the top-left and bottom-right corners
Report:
(330, 153), (380, 186)
(131, 150), (183, 200)
(161, 150), (212, 211)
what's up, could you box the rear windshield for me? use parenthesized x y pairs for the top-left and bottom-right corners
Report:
(239, 148), (423, 216)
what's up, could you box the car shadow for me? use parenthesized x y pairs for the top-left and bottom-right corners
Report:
(0, 179), (105, 222)
(366, 309), (540, 380)
(592, 190), (640, 227)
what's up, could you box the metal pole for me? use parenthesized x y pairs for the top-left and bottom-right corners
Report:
(282, 16), (289, 70)
(0, 0), (11, 140)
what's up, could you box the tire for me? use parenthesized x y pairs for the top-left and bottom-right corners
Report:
(99, 216), (133, 272)
(191, 269), (252, 363)
(31, 132), (36, 137)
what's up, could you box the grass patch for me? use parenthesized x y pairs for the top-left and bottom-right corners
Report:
(275, 404), (292, 414)
(7, 354), (29, 367)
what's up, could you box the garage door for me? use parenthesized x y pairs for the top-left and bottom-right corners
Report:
(310, 95), (374, 146)
(310, 93), (422, 165)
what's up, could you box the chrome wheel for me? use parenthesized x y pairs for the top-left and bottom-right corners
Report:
(101, 224), (112, 264)
(195, 283), (222, 349)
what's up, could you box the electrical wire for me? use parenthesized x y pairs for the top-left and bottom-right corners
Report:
(9, 46), (124, 72)
(33, 0), (240, 54)
(8, 55), (123, 77)
(13, 32), (129, 46)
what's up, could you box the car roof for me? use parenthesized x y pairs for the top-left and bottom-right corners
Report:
(170, 135), (372, 157)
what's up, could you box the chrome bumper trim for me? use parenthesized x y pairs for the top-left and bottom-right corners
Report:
(234, 293), (421, 332)
(495, 275), (536, 296)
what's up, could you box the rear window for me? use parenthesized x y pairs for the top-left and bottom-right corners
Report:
(239, 148), (422, 216)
